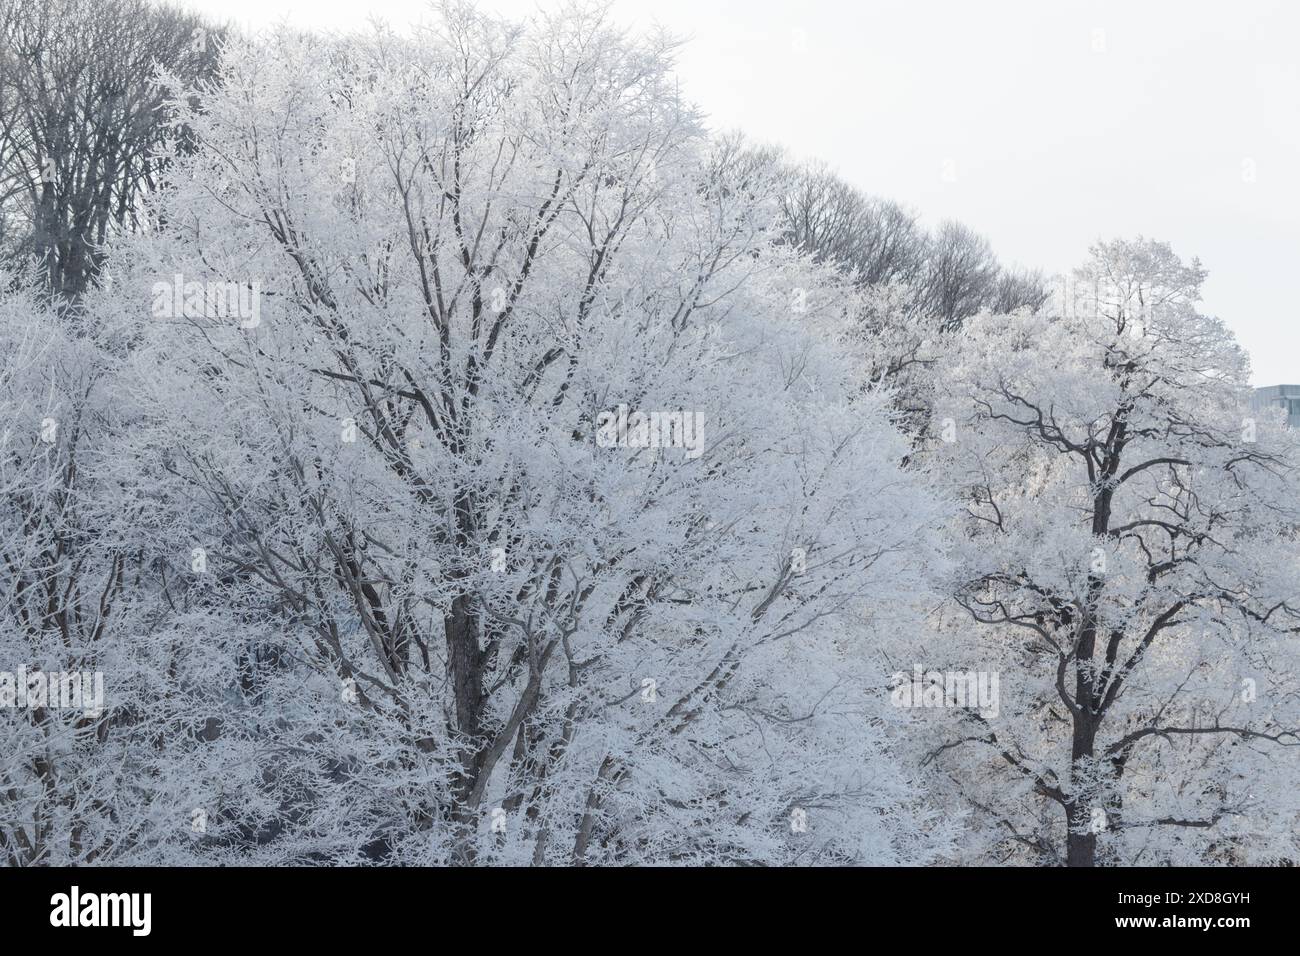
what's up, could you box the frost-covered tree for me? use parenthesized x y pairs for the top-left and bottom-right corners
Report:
(0, 280), (221, 864)
(9, 0), (1291, 872)
(85, 3), (953, 865)
(927, 238), (1300, 866)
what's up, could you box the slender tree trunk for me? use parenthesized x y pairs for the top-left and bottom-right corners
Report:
(1066, 713), (1098, 867)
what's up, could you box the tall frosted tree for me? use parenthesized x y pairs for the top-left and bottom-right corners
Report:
(928, 238), (1300, 866)
(85, 3), (954, 864)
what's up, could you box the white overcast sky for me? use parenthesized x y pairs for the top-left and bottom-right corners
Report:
(177, 0), (1300, 386)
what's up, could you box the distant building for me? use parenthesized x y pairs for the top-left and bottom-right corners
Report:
(1252, 385), (1300, 428)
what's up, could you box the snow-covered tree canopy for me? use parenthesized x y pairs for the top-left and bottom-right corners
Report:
(929, 238), (1300, 865)
(0, 2), (1294, 868)
(1, 4), (954, 866)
